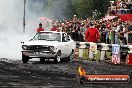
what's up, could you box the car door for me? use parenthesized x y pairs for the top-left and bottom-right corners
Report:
(66, 35), (76, 56)
(60, 33), (68, 58)
(64, 35), (71, 56)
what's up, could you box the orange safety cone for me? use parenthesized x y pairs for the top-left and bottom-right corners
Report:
(127, 54), (132, 65)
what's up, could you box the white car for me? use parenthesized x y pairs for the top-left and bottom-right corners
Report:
(21, 31), (76, 63)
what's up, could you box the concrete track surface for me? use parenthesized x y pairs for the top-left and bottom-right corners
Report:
(0, 58), (132, 88)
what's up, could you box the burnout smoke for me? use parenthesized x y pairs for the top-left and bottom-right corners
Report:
(0, 0), (32, 60)
(0, 0), (69, 60)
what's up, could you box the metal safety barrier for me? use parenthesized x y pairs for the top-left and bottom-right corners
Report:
(75, 42), (132, 65)
(76, 42), (132, 54)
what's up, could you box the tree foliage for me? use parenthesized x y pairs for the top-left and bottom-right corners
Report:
(71, 0), (94, 19)
(66, 0), (110, 19)
(29, 0), (110, 20)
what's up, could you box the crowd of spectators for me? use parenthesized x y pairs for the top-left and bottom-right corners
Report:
(108, 0), (132, 15)
(44, 15), (132, 45)
(37, 0), (132, 45)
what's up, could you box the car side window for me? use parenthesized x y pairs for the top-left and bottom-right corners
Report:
(67, 35), (70, 42)
(62, 33), (68, 42)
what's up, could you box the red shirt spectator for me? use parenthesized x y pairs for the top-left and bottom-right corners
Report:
(51, 25), (58, 31)
(85, 24), (100, 43)
(37, 23), (44, 32)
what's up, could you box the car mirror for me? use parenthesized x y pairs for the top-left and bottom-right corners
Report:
(21, 41), (24, 44)
(29, 39), (33, 41)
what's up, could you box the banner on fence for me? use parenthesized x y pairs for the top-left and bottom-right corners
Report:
(127, 54), (132, 65)
(89, 43), (97, 54)
(112, 44), (120, 64)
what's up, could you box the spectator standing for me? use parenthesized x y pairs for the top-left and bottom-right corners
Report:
(105, 26), (109, 44)
(51, 25), (58, 31)
(80, 23), (86, 41)
(85, 22), (100, 43)
(123, 25), (128, 44)
(110, 23), (115, 44)
(106, 21), (111, 43)
(78, 29), (84, 42)
(100, 23), (106, 43)
(118, 22), (124, 44)
(127, 21), (132, 44)
(36, 23), (44, 32)
(85, 22), (100, 61)
(115, 21), (122, 44)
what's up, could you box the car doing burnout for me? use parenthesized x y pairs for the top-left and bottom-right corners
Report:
(21, 31), (76, 63)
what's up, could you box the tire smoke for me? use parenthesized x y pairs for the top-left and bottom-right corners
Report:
(0, 0), (69, 60)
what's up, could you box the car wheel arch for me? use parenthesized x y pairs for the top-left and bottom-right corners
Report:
(57, 50), (61, 56)
(54, 50), (61, 63)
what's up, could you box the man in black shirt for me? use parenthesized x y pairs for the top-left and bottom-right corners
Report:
(100, 24), (106, 43)
(128, 22), (132, 44)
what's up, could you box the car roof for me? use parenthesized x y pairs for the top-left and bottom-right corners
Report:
(39, 31), (65, 34)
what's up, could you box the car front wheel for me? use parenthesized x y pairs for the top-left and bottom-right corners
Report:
(54, 51), (61, 64)
(22, 53), (29, 63)
(67, 51), (74, 62)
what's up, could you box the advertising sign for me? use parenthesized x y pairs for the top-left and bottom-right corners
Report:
(89, 43), (97, 54)
(112, 44), (120, 64)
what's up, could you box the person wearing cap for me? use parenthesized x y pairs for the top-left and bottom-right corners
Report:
(37, 23), (44, 32)
(85, 22), (100, 43)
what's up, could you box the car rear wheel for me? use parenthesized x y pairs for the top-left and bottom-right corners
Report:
(54, 51), (61, 64)
(22, 53), (29, 63)
(67, 51), (74, 62)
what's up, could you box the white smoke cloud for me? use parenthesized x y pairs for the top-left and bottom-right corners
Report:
(27, 0), (70, 20)
(0, 0), (69, 61)
(0, 0), (33, 60)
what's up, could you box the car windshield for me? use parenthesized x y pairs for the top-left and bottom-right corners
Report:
(33, 32), (61, 42)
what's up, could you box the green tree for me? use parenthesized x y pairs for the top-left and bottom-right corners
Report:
(92, 0), (110, 19)
(72, 0), (94, 18)
(29, 0), (111, 20)
(71, 0), (110, 19)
